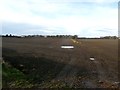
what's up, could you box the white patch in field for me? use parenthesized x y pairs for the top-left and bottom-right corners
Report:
(90, 57), (95, 61)
(114, 82), (120, 85)
(61, 45), (74, 49)
(20, 64), (24, 67)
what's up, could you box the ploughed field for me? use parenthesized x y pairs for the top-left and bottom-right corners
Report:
(2, 37), (119, 88)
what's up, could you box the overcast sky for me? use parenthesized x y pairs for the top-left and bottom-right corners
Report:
(1, 0), (118, 37)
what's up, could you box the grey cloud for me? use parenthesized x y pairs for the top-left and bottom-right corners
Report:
(2, 22), (66, 35)
(2, 22), (48, 35)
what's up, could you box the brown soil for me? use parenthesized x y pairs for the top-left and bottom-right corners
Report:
(2, 37), (119, 88)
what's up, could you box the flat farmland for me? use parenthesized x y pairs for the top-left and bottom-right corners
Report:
(2, 37), (119, 88)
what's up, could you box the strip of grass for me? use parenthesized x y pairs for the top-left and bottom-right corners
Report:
(2, 62), (34, 88)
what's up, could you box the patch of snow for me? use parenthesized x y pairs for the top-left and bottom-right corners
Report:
(90, 57), (95, 61)
(61, 45), (74, 49)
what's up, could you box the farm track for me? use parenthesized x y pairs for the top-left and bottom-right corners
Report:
(54, 39), (79, 86)
(55, 57), (78, 87)
(53, 39), (98, 88)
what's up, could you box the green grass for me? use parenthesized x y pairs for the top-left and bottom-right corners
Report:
(2, 62), (34, 88)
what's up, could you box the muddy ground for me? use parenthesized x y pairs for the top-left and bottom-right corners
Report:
(2, 37), (119, 88)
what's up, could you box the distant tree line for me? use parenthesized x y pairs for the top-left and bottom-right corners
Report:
(100, 36), (118, 39)
(78, 36), (118, 39)
(1, 34), (118, 39)
(2, 34), (78, 39)
(2, 34), (21, 38)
